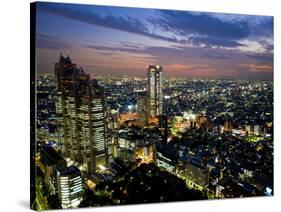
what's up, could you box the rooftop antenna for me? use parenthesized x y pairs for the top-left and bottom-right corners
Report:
(60, 49), (63, 58)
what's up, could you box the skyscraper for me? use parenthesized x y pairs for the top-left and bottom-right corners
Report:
(55, 54), (107, 173)
(147, 65), (163, 117)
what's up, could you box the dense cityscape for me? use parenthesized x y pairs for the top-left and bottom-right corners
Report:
(31, 54), (273, 210)
(31, 2), (274, 210)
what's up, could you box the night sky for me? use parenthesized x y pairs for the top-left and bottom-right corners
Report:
(35, 2), (273, 79)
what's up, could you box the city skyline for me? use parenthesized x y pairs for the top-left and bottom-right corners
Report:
(36, 2), (273, 80)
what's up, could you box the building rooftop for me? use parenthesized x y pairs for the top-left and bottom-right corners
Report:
(58, 165), (81, 176)
(40, 146), (66, 167)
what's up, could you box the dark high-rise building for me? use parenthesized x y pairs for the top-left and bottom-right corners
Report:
(40, 146), (67, 194)
(159, 115), (168, 142)
(55, 54), (107, 173)
(147, 65), (163, 117)
(136, 91), (148, 125)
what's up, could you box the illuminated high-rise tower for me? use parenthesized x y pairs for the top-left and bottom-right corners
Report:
(57, 166), (83, 209)
(55, 53), (107, 173)
(147, 65), (163, 117)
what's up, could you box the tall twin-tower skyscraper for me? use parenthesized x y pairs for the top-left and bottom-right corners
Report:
(55, 54), (107, 173)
